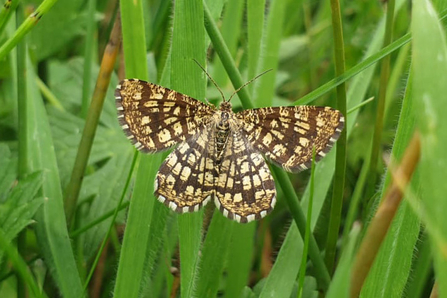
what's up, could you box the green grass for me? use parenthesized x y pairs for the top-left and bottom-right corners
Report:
(1, 0), (447, 297)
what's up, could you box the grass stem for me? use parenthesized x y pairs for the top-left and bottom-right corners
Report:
(365, 0), (396, 200)
(64, 17), (121, 226)
(325, 0), (348, 274)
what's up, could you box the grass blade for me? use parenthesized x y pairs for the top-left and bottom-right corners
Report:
(297, 152), (316, 298)
(361, 75), (421, 298)
(212, 0), (244, 87)
(324, 0), (348, 273)
(252, 0), (287, 107)
(246, 0), (265, 92)
(351, 132), (420, 297)
(80, 0), (98, 118)
(195, 212), (233, 297)
(170, 1), (206, 297)
(113, 0), (162, 296)
(0, 0), (60, 60)
(26, 58), (83, 297)
(326, 224), (361, 298)
(224, 223), (256, 298)
(0, 228), (45, 298)
(364, 0), (396, 200)
(259, 221), (304, 298)
(412, 0), (447, 295)
(64, 16), (121, 226)
(406, 232), (433, 298)
(0, 0), (19, 34)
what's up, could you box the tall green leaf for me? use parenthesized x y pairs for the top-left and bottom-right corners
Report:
(113, 0), (161, 296)
(170, 1), (206, 297)
(361, 76), (421, 298)
(412, 0), (447, 295)
(26, 57), (83, 297)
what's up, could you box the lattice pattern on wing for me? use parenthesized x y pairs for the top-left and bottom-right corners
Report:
(215, 129), (276, 223)
(115, 79), (216, 153)
(237, 106), (344, 172)
(155, 126), (216, 213)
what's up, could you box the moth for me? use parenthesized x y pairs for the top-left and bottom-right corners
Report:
(115, 75), (344, 223)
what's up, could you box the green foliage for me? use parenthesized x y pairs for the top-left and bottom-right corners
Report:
(0, 152), (44, 267)
(1, 0), (446, 297)
(412, 0), (447, 295)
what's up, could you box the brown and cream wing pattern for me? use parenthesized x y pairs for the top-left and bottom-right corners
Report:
(115, 79), (216, 153)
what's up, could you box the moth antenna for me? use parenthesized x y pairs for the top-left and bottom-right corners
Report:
(227, 69), (273, 103)
(192, 59), (226, 103)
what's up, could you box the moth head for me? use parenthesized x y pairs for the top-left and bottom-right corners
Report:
(219, 101), (232, 111)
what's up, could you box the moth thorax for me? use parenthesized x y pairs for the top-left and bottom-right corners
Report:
(215, 112), (230, 165)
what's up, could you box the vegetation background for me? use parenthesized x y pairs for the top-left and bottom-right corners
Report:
(0, 0), (446, 297)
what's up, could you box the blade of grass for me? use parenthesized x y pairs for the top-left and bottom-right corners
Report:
(114, 152), (162, 297)
(0, 227), (45, 298)
(64, 16), (121, 226)
(246, 0), (265, 93)
(364, 0), (396, 201)
(405, 232), (433, 298)
(113, 7), (177, 295)
(0, 171), (44, 245)
(195, 212), (234, 297)
(35, 77), (65, 111)
(350, 132), (421, 298)
(0, 0), (18, 34)
(412, 0), (447, 295)
(224, 223), (256, 298)
(0, 145), (16, 198)
(83, 152), (138, 293)
(294, 32), (409, 105)
(270, 168), (331, 292)
(259, 221), (305, 298)
(69, 201), (130, 238)
(203, 2), (254, 110)
(140, 200), (171, 295)
(341, 156), (369, 248)
(361, 75), (421, 298)
(26, 57), (83, 297)
(0, 255), (40, 283)
(119, 1), (149, 77)
(16, 4), (28, 296)
(346, 97), (374, 115)
(326, 223), (361, 298)
(171, 1), (206, 297)
(0, 0), (60, 60)
(297, 151), (316, 298)
(80, 0), (98, 118)
(384, 42), (411, 121)
(203, 0), (226, 49)
(324, 0), (348, 273)
(252, 0), (286, 107)
(113, 0), (164, 296)
(16, 2), (27, 180)
(212, 0), (244, 87)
